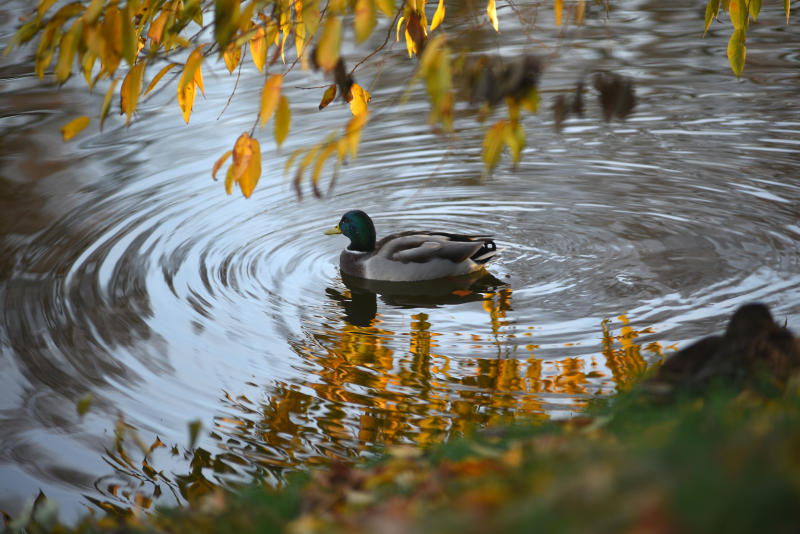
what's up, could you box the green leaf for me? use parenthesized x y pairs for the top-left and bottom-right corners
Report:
(376, 0), (395, 17)
(729, 0), (748, 29)
(76, 393), (94, 416)
(4, 18), (41, 55)
(482, 120), (506, 172)
(188, 419), (202, 449)
(122, 3), (136, 66)
(727, 28), (746, 79)
(748, 0), (761, 21)
(703, 0), (720, 36)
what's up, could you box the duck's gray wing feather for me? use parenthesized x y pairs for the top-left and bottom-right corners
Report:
(378, 233), (484, 264)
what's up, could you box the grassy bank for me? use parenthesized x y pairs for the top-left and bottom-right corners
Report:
(9, 381), (800, 534)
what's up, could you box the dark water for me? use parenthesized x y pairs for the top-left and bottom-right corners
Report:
(1, 0), (799, 522)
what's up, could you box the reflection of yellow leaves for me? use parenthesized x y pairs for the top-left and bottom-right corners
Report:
(554, 0), (563, 26)
(61, 116), (90, 141)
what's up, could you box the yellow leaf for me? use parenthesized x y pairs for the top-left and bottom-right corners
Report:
(38, 0), (59, 17)
(259, 74), (283, 126)
(101, 7), (123, 76)
(194, 64), (204, 97)
(729, 0), (748, 29)
(487, 0), (499, 32)
(179, 45), (204, 94)
(178, 81), (196, 123)
(704, 0), (720, 36)
(61, 116), (90, 141)
(81, 52), (96, 86)
(319, 84), (337, 110)
(35, 21), (61, 79)
(121, 3), (136, 65)
(377, 0), (396, 18)
(349, 83), (371, 116)
(100, 78), (119, 131)
(727, 28), (746, 78)
(575, 0), (585, 25)
(225, 165), (235, 195)
(83, 0), (104, 23)
(315, 17), (342, 72)
(148, 11), (168, 44)
(785, 0), (791, 23)
(354, 0), (376, 44)
(749, 0), (761, 21)
(223, 45), (242, 73)
(430, 0), (445, 31)
(144, 63), (176, 95)
(284, 147), (304, 176)
(120, 60), (146, 125)
(554, 0), (563, 26)
(483, 120), (506, 171)
(55, 19), (82, 84)
(235, 134), (262, 198)
(212, 150), (233, 180)
(312, 143), (336, 190)
(275, 95), (291, 147)
(396, 16), (405, 42)
(503, 121), (525, 165)
(249, 26), (267, 73)
(345, 111), (369, 159)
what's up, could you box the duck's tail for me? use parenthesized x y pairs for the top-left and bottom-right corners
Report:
(471, 239), (499, 264)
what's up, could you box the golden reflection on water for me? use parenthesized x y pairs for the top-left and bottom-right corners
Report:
(92, 282), (667, 515)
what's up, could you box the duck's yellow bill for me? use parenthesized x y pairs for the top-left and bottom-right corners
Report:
(324, 225), (342, 235)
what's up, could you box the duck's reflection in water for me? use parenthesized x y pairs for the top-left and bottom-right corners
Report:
(326, 272), (508, 326)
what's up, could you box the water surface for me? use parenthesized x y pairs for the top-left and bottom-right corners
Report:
(1, 0), (799, 522)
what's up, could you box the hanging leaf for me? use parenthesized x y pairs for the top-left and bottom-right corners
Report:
(349, 83), (371, 116)
(101, 7), (123, 76)
(704, 0), (721, 36)
(120, 60), (146, 125)
(55, 19), (82, 84)
(431, 0), (445, 31)
(315, 17), (342, 72)
(748, 0), (761, 21)
(148, 11), (168, 44)
(729, 0), (748, 29)
(249, 26), (267, 72)
(35, 21), (61, 79)
(376, 0), (396, 18)
(178, 45), (204, 122)
(81, 52), (96, 87)
(38, 0), (59, 17)
(259, 74), (283, 126)
(345, 112), (369, 159)
(178, 82), (196, 123)
(223, 45), (242, 73)
(100, 78), (119, 131)
(554, 0), (563, 26)
(61, 116), (90, 141)
(319, 84), (337, 110)
(121, 3), (136, 66)
(274, 96), (291, 147)
(84, 0), (104, 24)
(785, 0), (791, 23)
(483, 120), (506, 171)
(503, 121), (525, 166)
(354, 0), (376, 44)
(212, 150), (233, 180)
(487, 0), (499, 32)
(727, 28), (746, 78)
(231, 133), (262, 198)
(145, 63), (177, 95)
(193, 62), (204, 97)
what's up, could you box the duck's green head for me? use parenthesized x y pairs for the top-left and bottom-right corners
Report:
(325, 210), (376, 252)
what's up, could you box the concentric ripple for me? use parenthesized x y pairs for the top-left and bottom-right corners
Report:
(2, 0), (800, 522)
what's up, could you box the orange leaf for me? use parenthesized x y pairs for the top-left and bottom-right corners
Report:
(148, 10), (168, 45)
(212, 150), (233, 180)
(259, 74), (283, 126)
(231, 134), (261, 198)
(319, 84), (337, 109)
(274, 96), (290, 147)
(554, 0), (563, 26)
(223, 45), (242, 73)
(120, 60), (146, 125)
(61, 116), (90, 141)
(349, 83), (371, 116)
(249, 26), (267, 73)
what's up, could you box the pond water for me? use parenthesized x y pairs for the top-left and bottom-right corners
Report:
(1, 0), (799, 523)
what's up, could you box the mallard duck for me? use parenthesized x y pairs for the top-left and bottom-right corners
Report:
(325, 210), (499, 282)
